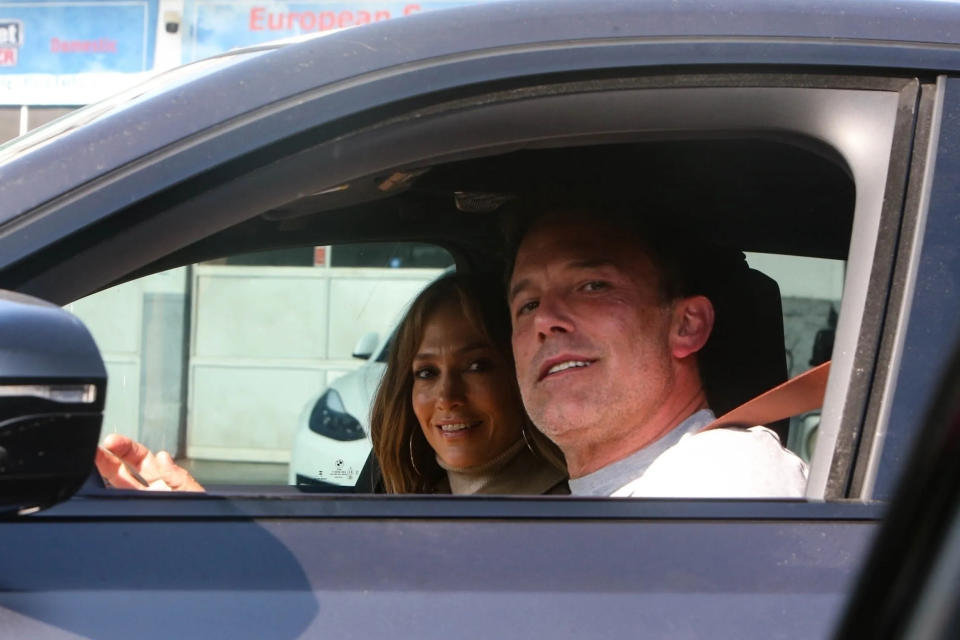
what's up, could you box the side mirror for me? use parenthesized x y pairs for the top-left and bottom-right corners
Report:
(0, 291), (106, 516)
(351, 332), (379, 360)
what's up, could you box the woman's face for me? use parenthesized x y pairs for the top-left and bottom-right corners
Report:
(411, 300), (525, 469)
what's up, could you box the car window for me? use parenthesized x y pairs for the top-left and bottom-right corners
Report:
(745, 252), (844, 462)
(28, 72), (912, 502)
(65, 242), (454, 488)
(67, 240), (844, 490)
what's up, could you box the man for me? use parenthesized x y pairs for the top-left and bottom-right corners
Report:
(507, 210), (807, 497)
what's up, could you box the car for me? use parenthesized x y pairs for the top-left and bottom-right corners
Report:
(2, 1), (960, 637)
(835, 337), (960, 639)
(287, 328), (389, 488)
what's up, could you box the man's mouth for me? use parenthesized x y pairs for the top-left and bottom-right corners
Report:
(539, 357), (596, 381)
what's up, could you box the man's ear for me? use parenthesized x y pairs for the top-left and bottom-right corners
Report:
(669, 295), (714, 359)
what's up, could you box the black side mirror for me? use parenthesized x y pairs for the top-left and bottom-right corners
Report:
(0, 291), (106, 516)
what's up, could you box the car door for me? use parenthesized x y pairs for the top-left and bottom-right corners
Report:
(1, 3), (957, 638)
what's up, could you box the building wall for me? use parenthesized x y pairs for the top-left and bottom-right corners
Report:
(68, 263), (443, 463)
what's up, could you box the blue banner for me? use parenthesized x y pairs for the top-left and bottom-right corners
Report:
(0, 1), (157, 75)
(183, 1), (479, 62)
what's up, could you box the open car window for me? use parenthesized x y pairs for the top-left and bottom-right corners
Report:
(19, 70), (918, 503)
(745, 252), (844, 461)
(67, 243), (454, 489)
(70, 242), (845, 492)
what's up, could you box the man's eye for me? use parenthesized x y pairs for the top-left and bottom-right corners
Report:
(582, 281), (610, 292)
(516, 300), (539, 316)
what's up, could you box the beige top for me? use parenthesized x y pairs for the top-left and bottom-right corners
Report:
(434, 439), (569, 495)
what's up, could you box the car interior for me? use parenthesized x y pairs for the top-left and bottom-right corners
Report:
(214, 138), (849, 411)
(64, 136), (855, 493)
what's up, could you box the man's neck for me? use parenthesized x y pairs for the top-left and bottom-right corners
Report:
(565, 387), (709, 478)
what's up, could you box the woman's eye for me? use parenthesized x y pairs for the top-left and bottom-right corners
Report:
(466, 359), (493, 372)
(413, 367), (437, 379)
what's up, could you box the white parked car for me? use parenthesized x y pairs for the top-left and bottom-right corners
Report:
(290, 266), (454, 488)
(288, 330), (390, 489)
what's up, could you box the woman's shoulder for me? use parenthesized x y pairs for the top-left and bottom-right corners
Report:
(463, 445), (569, 496)
(543, 479), (571, 495)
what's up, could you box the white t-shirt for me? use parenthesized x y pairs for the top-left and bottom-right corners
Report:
(567, 409), (808, 498)
(611, 425), (808, 498)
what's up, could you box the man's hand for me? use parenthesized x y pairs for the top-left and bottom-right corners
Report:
(95, 434), (205, 492)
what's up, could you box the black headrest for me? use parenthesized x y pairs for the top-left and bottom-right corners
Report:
(698, 264), (789, 442)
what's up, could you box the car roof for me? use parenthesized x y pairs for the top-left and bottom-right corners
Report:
(1, 0), (958, 230)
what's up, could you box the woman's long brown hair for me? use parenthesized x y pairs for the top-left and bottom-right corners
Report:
(370, 273), (564, 493)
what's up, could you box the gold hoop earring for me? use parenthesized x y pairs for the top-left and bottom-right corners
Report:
(409, 433), (422, 477)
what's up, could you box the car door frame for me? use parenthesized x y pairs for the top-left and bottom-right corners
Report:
(0, 15), (956, 508)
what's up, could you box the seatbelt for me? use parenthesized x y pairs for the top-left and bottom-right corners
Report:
(701, 360), (831, 432)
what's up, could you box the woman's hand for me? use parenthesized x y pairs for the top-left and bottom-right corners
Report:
(95, 434), (205, 492)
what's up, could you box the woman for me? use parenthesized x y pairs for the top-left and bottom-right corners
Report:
(371, 273), (568, 494)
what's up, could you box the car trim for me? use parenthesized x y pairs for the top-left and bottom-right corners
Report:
(806, 78), (916, 500)
(850, 78), (945, 500)
(44, 492), (885, 521)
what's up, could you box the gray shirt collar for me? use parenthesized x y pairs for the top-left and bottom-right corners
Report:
(568, 409), (716, 497)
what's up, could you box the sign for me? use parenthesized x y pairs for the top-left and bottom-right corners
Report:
(0, 19), (22, 66)
(183, 0), (478, 62)
(0, 1), (157, 104)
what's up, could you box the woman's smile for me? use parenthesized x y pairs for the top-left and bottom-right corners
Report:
(436, 420), (480, 434)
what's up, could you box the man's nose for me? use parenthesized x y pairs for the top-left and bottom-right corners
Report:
(533, 292), (575, 341)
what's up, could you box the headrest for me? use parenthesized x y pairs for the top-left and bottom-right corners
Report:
(697, 263), (789, 442)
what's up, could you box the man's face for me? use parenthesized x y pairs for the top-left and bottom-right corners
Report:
(508, 216), (678, 451)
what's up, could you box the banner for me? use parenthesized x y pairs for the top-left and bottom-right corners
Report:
(183, 0), (477, 62)
(0, 0), (157, 104)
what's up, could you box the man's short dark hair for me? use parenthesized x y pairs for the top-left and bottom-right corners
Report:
(501, 195), (745, 303)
